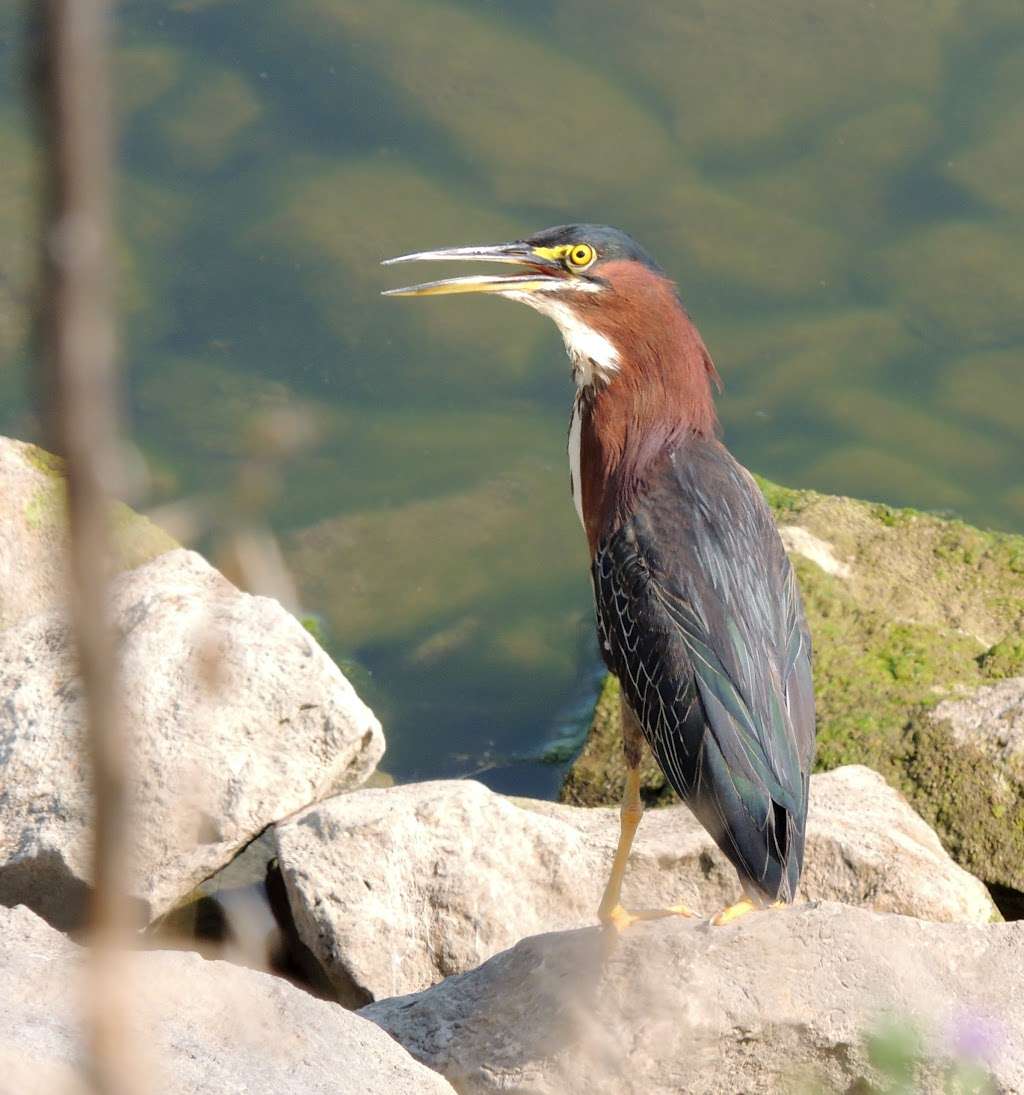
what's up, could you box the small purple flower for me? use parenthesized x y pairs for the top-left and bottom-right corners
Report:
(950, 1008), (1003, 1066)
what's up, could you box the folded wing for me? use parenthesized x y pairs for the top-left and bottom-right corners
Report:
(593, 438), (815, 902)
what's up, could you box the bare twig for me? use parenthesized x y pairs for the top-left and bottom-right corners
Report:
(33, 2), (140, 1092)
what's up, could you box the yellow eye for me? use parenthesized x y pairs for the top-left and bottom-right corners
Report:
(566, 243), (596, 269)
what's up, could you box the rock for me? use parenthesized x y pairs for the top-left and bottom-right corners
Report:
(360, 903), (1024, 1095)
(0, 548), (384, 930)
(0, 436), (176, 631)
(906, 677), (1024, 893)
(0, 904), (455, 1095)
(274, 766), (995, 1004)
(562, 481), (1024, 896)
(934, 677), (1024, 771)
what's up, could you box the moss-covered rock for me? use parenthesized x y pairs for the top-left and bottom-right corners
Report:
(561, 480), (1024, 892)
(0, 436), (178, 631)
(903, 706), (1023, 893)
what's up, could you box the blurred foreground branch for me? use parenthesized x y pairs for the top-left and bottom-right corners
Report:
(33, 2), (140, 1093)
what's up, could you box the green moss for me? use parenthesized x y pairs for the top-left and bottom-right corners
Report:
(106, 499), (179, 572)
(872, 503), (920, 528)
(300, 613), (327, 645)
(798, 557), (983, 775)
(22, 443), (66, 479)
(24, 481), (62, 531)
(561, 674), (668, 807)
(903, 717), (1024, 891)
(752, 474), (810, 519)
(18, 441), (177, 570)
(978, 636), (1024, 679)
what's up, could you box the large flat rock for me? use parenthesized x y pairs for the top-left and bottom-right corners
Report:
(360, 903), (1024, 1095)
(0, 904), (454, 1095)
(0, 548), (384, 929)
(274, 765), (995, 1004)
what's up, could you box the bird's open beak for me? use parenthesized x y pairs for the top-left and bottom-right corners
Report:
(381, 242), (568, 297)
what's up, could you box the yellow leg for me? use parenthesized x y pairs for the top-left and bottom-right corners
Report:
(596, 767), (697, 931)
(597, 767), (644, 931)
(598, 699), (698, 932)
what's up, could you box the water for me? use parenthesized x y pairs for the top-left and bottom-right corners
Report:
(1, 0), (1022, 798)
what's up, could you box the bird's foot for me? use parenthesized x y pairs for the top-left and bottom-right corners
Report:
(599, 902), (697, 933)
(711, 898), (784, 926)
(599, 904), (640, 933)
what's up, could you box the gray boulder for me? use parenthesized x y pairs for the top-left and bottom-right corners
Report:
(0, 548), (384, 929)
(360, 903), (1024, 1095)
(0, 904), (455, 1095)
(274, 765), (995, 1004)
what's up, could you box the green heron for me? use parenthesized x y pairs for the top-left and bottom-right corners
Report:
(383, 225), (816, 928)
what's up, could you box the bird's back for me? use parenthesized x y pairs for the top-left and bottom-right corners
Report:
(592, 436), (815, 903)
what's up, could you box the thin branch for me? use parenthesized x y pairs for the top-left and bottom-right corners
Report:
(33, 3), (140, 1093)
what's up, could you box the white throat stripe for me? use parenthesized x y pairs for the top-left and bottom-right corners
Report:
(502, 290), (620, 388)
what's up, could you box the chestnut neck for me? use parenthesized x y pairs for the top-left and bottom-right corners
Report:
(572, 262), (720, 554)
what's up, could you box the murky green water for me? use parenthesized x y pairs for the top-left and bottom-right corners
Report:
(2, 0), (1022, 797)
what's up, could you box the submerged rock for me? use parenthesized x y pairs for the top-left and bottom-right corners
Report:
(274, 766), (994, 1004)
(563, 482), (1024, 895)
(360, 903), (1024, 1095)
(0, 904), (455, 1095)
(0, 548), (383, 929)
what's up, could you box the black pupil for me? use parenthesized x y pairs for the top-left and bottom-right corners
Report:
(574, 249), (587, 262)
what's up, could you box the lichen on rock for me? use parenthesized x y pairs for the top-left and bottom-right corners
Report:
(562, 479), (1024, 894)
(0, 436), (178, 631)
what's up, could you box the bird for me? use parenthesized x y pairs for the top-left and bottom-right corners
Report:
(382, 225), (816, 929)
